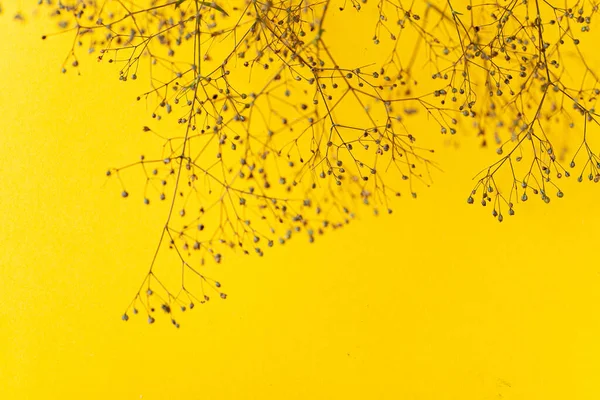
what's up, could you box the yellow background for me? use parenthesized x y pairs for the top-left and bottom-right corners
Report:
(2, 3), (600, 399)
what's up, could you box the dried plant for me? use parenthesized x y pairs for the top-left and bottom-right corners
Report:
(22, 0), (600, 325)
